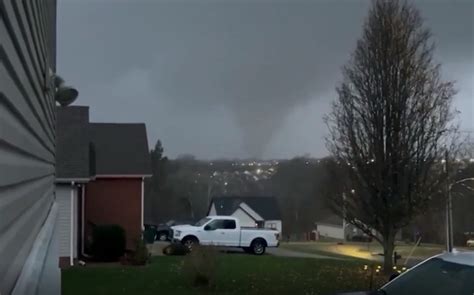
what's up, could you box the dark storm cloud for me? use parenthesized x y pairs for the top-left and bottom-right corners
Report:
(58, 0), (473, 159)
(148, 1), (364, 157)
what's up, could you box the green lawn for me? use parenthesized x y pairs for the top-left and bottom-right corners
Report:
(62, 255), (387, 295)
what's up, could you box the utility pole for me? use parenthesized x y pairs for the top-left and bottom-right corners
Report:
(445, 150), (454, 252)
(444, 132), (474, 253)
(446, 177), (474, 253)
(342, 192), (347, 241)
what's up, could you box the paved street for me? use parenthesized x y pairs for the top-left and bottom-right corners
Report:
(150, 241), (426, 266)
(150, 241), (343, 259)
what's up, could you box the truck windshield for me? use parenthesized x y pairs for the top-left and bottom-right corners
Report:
(194, 217), (211, 227)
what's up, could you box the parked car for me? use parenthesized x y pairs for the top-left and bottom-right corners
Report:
(143, 224), (158, 243)
(144, 220), (195, 241)
(154, 220), (175, 241)
(155, 219), (195, 241)
(467, 239), (474, 247)
(171, 216), (280, 255)
(338, 251), (474, 295)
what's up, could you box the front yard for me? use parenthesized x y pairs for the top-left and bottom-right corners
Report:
(62, 255), (387, 295)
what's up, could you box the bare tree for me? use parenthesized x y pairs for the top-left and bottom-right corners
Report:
(325, 0), (457, 271)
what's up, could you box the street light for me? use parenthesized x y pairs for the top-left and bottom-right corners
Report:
(446, 177), (474, 252)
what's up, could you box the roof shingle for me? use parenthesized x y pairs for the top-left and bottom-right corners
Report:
(56, 106), (90, 179)
(89, 123), (151, 176)
(211, 196), (281, 220)
(56, 106), (152, 179)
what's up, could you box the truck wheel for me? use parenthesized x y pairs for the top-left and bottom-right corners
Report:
(182, 237), (198, 251)
(251, 239), (266, 255)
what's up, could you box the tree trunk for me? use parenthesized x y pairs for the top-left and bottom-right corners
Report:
(383, 234), (395, 273)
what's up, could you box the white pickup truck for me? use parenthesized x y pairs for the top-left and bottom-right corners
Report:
(171, 216), (280, 255)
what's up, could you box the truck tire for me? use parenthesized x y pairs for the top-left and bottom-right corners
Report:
(251, 239), (266, 255)
(182, 236), (199, 251)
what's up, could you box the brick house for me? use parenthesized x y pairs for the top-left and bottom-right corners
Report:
(55, 106), (151, 267)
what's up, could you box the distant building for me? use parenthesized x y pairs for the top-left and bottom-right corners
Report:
(315, 216), (346, 240)
(315, 215), (402, 241)
(208, 196), (282, 233)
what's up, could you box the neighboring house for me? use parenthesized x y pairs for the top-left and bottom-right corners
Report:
(55, 106), (151, 267)
(315, 215), (346, 240)
(315, 215), (374, 241)
(315, 215), (401, 241)
(208, 196), (282, 233)
(0, 1), (60, 294)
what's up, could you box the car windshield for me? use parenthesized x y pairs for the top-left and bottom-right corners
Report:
(382, 257), (474, 295)
(194, 217), (211, 227)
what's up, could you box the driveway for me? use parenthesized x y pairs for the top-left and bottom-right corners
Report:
(150, 241), (343, 259)
(148, 241), (170, 256)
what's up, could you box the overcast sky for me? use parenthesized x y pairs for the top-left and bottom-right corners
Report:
(58, 0), (473, 160)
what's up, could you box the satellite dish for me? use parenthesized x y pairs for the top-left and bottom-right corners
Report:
(54, 75), (78, 106)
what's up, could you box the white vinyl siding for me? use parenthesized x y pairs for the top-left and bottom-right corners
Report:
(209, 203), (216, 215)
(316, 224), (345, 240)
(0, 0), (57, 293)
(56, 185), (78, 258)
(232, 208), (257, 227)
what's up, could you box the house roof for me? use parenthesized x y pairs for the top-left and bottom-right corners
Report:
(56, 106), (91, 180)
(211, 196), (281, 220)
(89, 123), (151, 176)
(56, 106), (152, 180)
